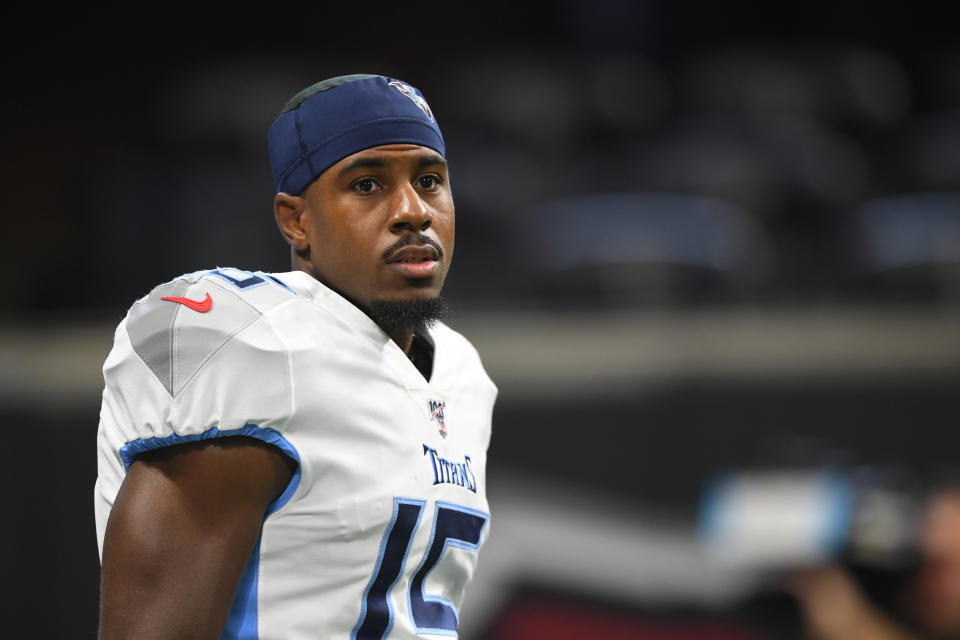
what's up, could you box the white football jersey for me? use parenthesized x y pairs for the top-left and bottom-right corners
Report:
(95, 268), (497, 640)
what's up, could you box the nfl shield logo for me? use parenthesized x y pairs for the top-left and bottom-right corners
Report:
(429, 400), (447, 438)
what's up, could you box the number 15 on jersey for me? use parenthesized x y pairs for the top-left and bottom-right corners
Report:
(352, 498), (489, 639)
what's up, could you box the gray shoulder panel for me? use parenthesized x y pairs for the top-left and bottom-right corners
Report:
(126, 279), (191, 395)
(125, 273), (267, 396)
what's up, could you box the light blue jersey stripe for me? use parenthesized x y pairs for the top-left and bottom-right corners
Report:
(120, 424), (302, 639)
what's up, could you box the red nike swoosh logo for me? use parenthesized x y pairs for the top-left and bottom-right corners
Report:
(161, 292), (213, 312)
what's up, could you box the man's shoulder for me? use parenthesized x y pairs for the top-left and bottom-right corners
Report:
(119, 268), (301, 396)
(127, 267), (297, 329)
(130, 268), (300, 315)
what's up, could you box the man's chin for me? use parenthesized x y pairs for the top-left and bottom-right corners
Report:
(368, 296), (450, 336)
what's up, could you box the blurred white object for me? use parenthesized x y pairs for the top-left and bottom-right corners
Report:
(699, 471), (854, 569)
(698, 468), (924, 571)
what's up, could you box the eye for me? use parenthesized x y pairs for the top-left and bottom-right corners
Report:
(417, 175), (441, 190)
(352, 178), (379, 193)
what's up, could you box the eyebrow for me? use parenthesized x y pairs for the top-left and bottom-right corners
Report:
(418, 154), (447, 169)
(337, 157), (388, 177)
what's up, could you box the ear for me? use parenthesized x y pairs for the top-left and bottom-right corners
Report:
(274, 192), (309, 252)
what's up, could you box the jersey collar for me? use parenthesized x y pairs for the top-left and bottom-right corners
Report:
(278, 270), (435, 351)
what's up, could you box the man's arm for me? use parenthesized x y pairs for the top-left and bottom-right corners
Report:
(99, 436), (297, 640)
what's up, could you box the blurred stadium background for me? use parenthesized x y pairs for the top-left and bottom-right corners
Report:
(3, 1), (959, 637)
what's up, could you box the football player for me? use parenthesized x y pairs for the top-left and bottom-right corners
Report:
(95, 74), (496, 639)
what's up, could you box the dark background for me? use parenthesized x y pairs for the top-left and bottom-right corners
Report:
(4, 1), (959, 309)
(3, 2), (959, 637)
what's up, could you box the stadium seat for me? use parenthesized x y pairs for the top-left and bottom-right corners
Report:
(849, 192), (960, 300)
(523, 192), (773, 307)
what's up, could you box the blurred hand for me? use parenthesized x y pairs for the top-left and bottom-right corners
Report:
(789, 566), (919, 640)
(908, 490), (960, 637)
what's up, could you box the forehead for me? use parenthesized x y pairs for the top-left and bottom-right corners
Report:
(328, 144), (446, 174)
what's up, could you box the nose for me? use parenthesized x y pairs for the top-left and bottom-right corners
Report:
(388, 182), (431, 233)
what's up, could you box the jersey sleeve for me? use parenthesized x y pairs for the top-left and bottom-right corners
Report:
(96, 271), (300, 516)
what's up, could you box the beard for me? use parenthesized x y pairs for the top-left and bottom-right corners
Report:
(368, 296), (450, 336)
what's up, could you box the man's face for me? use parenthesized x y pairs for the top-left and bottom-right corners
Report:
(297, 143), (454, 310)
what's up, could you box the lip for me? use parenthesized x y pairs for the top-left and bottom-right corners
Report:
(386, 244), (440, 263)
(385, 244), (441, 279)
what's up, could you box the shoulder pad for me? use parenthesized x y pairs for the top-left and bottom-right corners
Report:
(125, 268), (294, 395)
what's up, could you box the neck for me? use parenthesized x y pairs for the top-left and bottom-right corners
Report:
(389, 330), (415, 355)
(291, 262), (435, 357)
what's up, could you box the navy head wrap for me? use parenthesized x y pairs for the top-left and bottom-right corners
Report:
(267, 74), (445, 195)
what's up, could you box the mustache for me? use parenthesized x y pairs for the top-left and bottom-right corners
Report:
(381, 233), (443, 260)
